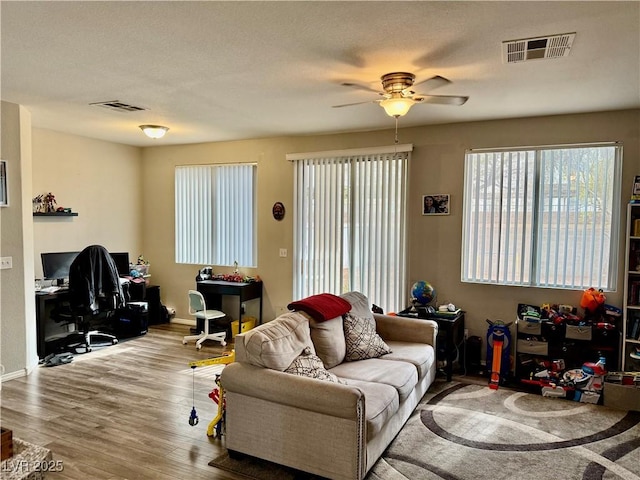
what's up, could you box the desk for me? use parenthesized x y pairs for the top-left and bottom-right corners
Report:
(35, 283), (163, 358)
(196, 280), (263, 336)
(35, 289), (70, 359)
(398, 309), (465, 381)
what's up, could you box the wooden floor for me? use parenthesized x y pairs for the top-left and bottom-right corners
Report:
(1, 324), (245, 480)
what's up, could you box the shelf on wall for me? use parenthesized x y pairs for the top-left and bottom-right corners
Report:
(33, 212), (78, 217)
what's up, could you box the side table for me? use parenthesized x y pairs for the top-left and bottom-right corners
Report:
(430, 312), (465, 381)
(398, 308), (465, 381)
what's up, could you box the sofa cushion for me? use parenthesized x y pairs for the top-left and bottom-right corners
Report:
(341, 291), (374, 321)
(343, 311), (391, 361)
(287, 293), (352, 322)
(330, 358), (418, 402)
(384, 341), (436, 379)
(309, 315), (346, 369)
(343, 379), (399, 440)
(243, 312), (315, 371)
(285, 346), (343, 383)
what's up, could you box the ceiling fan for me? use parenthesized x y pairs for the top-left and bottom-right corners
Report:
(333, 72), (469, 117)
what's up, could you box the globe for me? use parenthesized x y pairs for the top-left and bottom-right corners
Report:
(411, 281), (436, 306)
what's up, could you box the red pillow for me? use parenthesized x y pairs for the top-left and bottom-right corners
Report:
(287, 293), (352, 322)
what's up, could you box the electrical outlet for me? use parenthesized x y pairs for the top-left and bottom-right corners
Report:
(464, 328), (469, 339)
(279, 248), (287, 257)
(0, 256), (12, 269)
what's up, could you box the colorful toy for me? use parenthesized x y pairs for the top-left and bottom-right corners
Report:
(486, 319), (512, 390)
(208, 375), (226, 437)
(188, 350), (235, 437)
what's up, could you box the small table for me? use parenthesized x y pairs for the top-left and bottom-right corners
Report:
(398, 308), (465, 381)
(196, 280), (263, 336)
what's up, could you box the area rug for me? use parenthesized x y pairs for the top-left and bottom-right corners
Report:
(209, 380), (640, 480)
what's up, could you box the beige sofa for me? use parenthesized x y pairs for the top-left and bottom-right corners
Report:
(221, 291), (438, 480)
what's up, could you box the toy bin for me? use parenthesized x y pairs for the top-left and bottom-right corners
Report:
(603, 379), (640, 411)
(231, 316), (257, 338)
(130, 264), (150, 276)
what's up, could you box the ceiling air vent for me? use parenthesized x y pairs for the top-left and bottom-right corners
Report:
(502, 33), (575, 64)
(89, 100), (147, 113)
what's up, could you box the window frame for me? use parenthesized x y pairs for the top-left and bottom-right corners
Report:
(288, 144), (411, 312)
(175, 163), (257, 268)
(461, 142), (622, 291)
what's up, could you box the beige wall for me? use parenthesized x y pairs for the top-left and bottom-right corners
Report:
(1, 101), (37, 376)
(403, 110), (639, 340)
(141, 109), (639, 345)
(31, 129), (143, 280)
(2, 126), (142, 377)
(4, 108), (637, 376)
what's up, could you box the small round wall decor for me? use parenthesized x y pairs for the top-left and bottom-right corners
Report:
(272, 202), (285, 221)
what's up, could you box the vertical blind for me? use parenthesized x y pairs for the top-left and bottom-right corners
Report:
(175, 163), (256, 267)
(462, 143), (621, 290)
(290, 145), (410, 312)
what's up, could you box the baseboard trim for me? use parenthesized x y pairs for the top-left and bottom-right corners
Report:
(1, 367), (28, 383)
(171, 317), (196, 326)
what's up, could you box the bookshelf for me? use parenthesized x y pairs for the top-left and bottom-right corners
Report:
(622, 203), (640, 370)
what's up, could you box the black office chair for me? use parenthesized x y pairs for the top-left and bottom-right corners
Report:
(53, 245), (125, 353)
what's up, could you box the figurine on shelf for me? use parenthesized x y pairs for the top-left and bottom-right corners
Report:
(44, 192), (57, 212)
(32, 194), (44, 213)
(32, 193), (74, 214)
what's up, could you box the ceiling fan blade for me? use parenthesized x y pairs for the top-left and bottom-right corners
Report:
(332, 100), (378, 108)
(340, 82), (383, 95)
(411, 75), (451, 92)
(413, 94), (469, 106)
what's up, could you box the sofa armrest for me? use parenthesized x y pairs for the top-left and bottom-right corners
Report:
(221, 362), (364, 419)
(374, 313), (438, 346)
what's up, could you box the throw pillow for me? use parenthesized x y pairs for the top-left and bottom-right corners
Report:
(287, 293), (352, 322)
(341, 291), (375, 321)
(343, 311), (392, 361)
(242, 312), (316, 371)
(285, 347), (342, 383)
(308, 315), (346, 369)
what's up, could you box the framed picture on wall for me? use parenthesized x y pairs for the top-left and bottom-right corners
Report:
(422, 194), (449, 216)
(0, 161), (7, 207)
(633, 175), (640, 198)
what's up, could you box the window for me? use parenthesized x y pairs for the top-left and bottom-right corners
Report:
(289, 145), (410, 312)
(175, 163), (256, 267)
(462, 143), (622, 290)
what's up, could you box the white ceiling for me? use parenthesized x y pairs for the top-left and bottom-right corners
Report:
(2, 1), (639, 147)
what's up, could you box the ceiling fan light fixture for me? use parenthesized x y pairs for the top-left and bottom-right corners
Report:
(380, 97), (415, 117)
(139, 124), (169, 139)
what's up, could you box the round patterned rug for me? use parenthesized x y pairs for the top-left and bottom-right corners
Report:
(367, 381), (640, 480)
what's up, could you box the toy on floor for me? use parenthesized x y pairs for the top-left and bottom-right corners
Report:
(486, 319), (512, 390)
(188, 365), (199, 426)
(187, 350), (235, 437)
(208, 374), (225, 438)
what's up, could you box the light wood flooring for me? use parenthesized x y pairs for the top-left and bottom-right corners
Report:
(1, 324), (245, 480)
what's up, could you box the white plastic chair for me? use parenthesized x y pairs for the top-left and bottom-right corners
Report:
(182, 290), (226, 349)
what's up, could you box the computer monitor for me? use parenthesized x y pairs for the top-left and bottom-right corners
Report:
(41, 251), (80, 285)
(110, 252), (130, 276)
